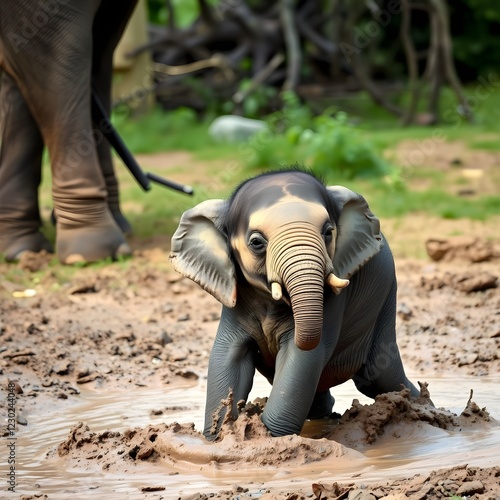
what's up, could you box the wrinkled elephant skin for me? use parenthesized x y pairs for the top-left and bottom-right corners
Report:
(0, 0), (136, 263)
(170, 170), (419, 437)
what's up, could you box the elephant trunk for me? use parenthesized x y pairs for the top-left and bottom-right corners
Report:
(268, 226), (327, 351)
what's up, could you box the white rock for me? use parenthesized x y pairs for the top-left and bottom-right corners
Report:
(208, 115), (269, 143)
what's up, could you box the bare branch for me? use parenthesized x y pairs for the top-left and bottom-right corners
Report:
(400, 0), (421, 125)
(233, 53), (285, 104)
(280, 0), (301, 91)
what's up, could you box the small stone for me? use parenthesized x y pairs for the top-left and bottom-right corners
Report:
(490, 326), (500, 338)
(10, 381), (24, 394)
(458, 353), (478, 367)
(348, 490), (376, 500)
(166, 273), (183, 284)
(161, 304), (174, 314)
(202, 311), (221, 322)
(454, 273), (497, 293)
(76, 374), (100, 385)
(136, 445), (154, 460)
(456, 480), (484, 496)
(27, 323), (42, 335)
(52, 361), (71, 376)
(17, 415), (28, 426)
(141, 486), (165, 492)
(69, 282), (97, 294)
(167, 346), (188, 362)
(156, 331), (172, 346)
(408, 483), (434, 500)
(397, 302), (413, 320)
(175, 369), (198, 380)
(76, 366), (91, 379)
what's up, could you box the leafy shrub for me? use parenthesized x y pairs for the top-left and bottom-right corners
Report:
(246, 92), (393, 180)
(300, 112), (391, 179)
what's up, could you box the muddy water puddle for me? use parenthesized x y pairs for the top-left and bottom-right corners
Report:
(14, 375), (500, 498)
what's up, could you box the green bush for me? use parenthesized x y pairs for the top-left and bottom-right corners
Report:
(300, 112), (391, 179)
(246, 92), (393, 180)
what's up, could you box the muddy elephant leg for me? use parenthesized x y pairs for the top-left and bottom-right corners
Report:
(262, 337), (325, 436)
(1, 1), (130, 264)
(203, 309), (256, 439)
(0, 73), (53, 260)
(352, 274), (419, 399)
(91, 0), (138, 235)
(307, 390), (335, 419)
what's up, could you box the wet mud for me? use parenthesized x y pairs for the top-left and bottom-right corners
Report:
(1, 237), (500, 499)
(54, 384), (496, 471)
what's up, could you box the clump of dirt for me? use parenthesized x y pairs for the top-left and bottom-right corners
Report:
(17, 250), (53, 272)
(421, 269), (498, 293)
(324, 383), (496, 449)
(425, 236), (500, 263)
(176, 464), (500, 499)
(208, 389), (269, 441)
(310, 464), (500, 500)
(56, 398), (359, 473)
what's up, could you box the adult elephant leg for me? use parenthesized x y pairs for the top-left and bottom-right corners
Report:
(0, 73), (52, 260)
(91, 0), (138, 235)
(262, 336), (325, 436)
(1, 0), (130, 264)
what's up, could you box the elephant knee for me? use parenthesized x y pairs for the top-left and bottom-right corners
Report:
(261, 409), (303, 437)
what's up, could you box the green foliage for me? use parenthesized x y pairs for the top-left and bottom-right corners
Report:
(299, 112), (391, 180)
(246, 92), (392, 180)
(148, 0), (209, 26)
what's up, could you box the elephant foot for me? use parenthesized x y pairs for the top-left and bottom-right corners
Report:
(56, 213), (131, 265)
(0, 231), (53, 261)
(307, 391), (335, 420)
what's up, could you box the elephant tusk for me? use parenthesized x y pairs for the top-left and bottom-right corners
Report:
(271, 282), (283, 301)
(327, 273), (350, 295)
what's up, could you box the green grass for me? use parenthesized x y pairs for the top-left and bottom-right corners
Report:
(32, 84), (500, 248)
(113, 107), (211, 153)
(469, 139), (500, 150)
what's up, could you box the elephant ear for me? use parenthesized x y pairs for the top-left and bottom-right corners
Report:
(169, 199), (237, 307)
(327, 186), (383, 279)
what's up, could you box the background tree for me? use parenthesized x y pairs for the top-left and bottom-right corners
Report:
(115, 0), (500, 124)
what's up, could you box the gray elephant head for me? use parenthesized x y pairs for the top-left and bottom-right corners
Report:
(169, 170), (382, 351)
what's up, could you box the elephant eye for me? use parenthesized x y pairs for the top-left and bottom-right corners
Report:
(248, 232), (267, 254)
(323, 224), (334, 244)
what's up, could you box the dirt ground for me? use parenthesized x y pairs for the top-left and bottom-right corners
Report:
(1, 147), (500, 499)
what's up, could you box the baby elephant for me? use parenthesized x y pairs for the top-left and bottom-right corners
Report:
(170, 170), (418, 438)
